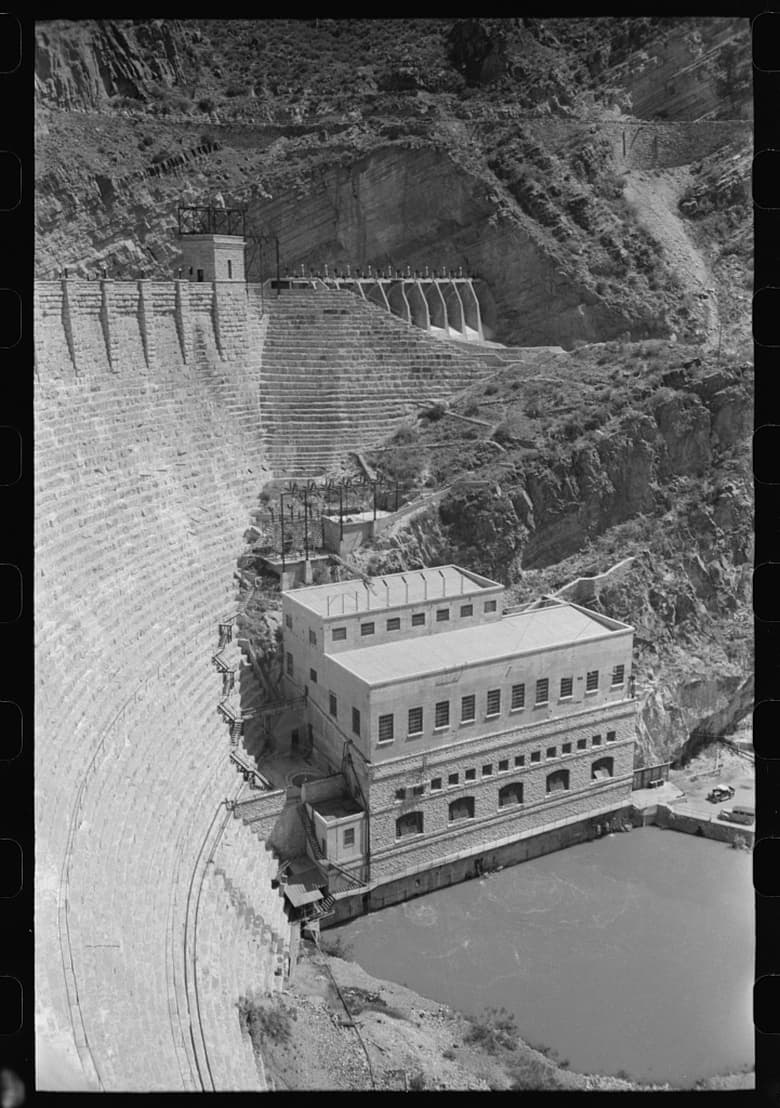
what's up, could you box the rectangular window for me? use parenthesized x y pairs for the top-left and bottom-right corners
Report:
(606, 730), (616, 743)
(329, 692), (338, 718)
(436, 608), (450, 623)
(412, 784), (425, 796)
(435, 701), (450, 729)
(285, 613), (292, 629)
(482, 764), (493, 777)
(486, 689), (501, 717)
(484, 599), (497, 613)
(511, 683), (525, 710)
(514, 754), (525, 768)
(332, 626), (347, 641)
(411, 612), (425, 627)
(309, 668), (318, 683)
(378, 714), (394, 744)
(448, 772), (459, 787)
(465, 768), (476, 781)
(408, 707), (423, 736)
(461, 694), (476, 723)
(612, 665), (625, 686)
(560, 676), (573, 698)
(531, 751), (541, 763)
(343, 827), (355, 847)
(535, 678), (549, 705)
(546, 746), (557, 759)
(499, 759), (509, 772)
(360, 621), (375, 637)
(577, 737), (587, 750)
(586, 670), (599, 692)
(395, 788), (406, 801)
(460, 603), (474, 618)
(386, 616), (401, 631)
(286, 652), (293, 676)
(431, 777), (442, 791)
(309, 628), (317, 646)
(562, 742), (572, 755)
(352, 708), (361, 737)
(592, 733), (602, 746)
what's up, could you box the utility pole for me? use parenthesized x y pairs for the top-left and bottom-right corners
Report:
(280, 492), (286, 571)
(303, 487), (309, 560)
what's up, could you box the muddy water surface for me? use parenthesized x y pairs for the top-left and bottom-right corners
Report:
(337, 827), (753, 1085)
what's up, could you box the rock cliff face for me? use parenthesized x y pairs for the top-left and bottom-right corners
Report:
(35, 18), (751, 350)
(36, 20), (184, 108)
(351, 345), (752, 766)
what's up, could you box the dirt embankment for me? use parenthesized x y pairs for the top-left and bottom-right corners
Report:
(240, 937), (752, 1091)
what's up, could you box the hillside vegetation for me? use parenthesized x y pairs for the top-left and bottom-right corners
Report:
(36, 17), (753, 765)
(36, 18), (751, 348)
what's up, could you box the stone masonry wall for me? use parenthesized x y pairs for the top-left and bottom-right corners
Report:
(367, 701), (635, 883)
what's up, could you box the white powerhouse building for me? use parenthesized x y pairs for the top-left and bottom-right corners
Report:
(281, 565), (636, 903)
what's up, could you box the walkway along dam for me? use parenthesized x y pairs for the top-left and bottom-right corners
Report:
(33, 276), (506, 1090)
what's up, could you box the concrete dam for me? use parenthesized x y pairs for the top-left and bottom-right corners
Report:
(33, 276), (502, 1090)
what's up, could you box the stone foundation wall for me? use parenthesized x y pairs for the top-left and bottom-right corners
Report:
(369, 777), (632, 885)
(326, 800), (634, 924)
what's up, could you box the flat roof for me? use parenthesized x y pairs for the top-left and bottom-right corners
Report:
(284, 883), (323, 908)
(310, 794), (363, 820)
(323, 510), (391, 524)
(330, 602), (633, 687)
(284, 565), (501, 618)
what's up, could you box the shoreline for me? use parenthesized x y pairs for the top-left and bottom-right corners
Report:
(243, 937), (753, 1091)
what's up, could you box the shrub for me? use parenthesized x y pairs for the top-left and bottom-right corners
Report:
(341, 987), (406, 1021)
(492, 421), (515, 446)
(484, 382), (499, 396)
(238, 998), (292, 1046)
(562, 416), (584, 442)
(507, 1057), (562, 1090)
(391, 425), (416, 445)
(420, 402), (446, 422)
(198, 97), (216, 113)
(464, 1006), (518, 1054)
(319, 932), (352, 959)
(408, 1071), (426, 1091)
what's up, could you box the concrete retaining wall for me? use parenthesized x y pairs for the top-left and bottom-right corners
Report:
(324, 794), (752, 928)
(650, 802), (754, 846)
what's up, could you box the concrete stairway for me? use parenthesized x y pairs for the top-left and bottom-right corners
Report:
(259, 287), (502, 477)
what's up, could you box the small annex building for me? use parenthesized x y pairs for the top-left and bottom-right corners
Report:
(281, 565), (636, 907)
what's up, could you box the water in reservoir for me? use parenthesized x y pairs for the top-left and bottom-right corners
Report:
(336, 828), (753, 1086)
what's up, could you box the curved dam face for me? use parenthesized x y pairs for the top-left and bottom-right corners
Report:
(34, 279), (274, 1090)
(33, 279), (499, 1090)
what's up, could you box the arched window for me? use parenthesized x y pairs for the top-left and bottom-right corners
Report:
(591, 757), (614, 781)
(546, 769), (570, 794)
(498, 781), (524, 808)
(448, 796), (475, 822)
(396, 811), (423, 839)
